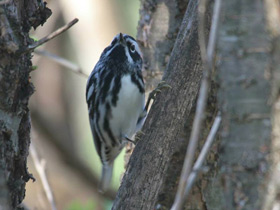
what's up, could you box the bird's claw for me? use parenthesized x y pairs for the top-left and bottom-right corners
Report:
(148, 81), (171, 101)
(134, 131), (145, 143)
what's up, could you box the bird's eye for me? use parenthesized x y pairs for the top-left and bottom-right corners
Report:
(130, 44), (136, 53)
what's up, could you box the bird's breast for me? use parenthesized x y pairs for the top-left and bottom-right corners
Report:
(109, 74), (145, 139)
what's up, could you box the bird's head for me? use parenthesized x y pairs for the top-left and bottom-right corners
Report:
(101, 33), (142, 71)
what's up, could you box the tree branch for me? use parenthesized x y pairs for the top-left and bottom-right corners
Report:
(171, 0), (221, 209)
(27, 18), (79, 52)
(34, 49), (88, 78)
(30, 142), (57, 210)
(171, 114), (221, 210)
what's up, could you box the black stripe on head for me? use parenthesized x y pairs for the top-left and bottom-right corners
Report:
(100, 45), (114, 58)
(111, 75), (121, 106)
(108, 45), (126, 63)
(131, 73), (145, 93)
(100, 36), (120, 58)
(103, 102), (117, 147)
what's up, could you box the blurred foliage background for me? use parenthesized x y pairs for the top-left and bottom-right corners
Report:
(25, 0), (140, 209)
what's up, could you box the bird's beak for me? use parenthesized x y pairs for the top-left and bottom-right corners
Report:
(118, 33), (125, 44)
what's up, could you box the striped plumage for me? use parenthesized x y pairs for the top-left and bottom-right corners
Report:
(86, 33), (146, 192)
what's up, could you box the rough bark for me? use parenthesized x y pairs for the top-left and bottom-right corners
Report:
(206, 1), (274, 209)
(0, 1), (51, 209)
(113, 1), (205, 209)
(137, 0), (189, 90)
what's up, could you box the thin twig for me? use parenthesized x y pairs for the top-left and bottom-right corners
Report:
(184, 114), (221, 197)
(27, 18), (79, 52)
(206, 0), (221, 66)
(171, 0), (222, 209)
(198, 0), (207, 64)
(34, 49), (88, 78)
(30, 142), (57, 210)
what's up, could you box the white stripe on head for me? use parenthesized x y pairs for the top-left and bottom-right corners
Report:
(123, 34), (142, 65)
(124, 35), (142, 58)
(124, 47), (133, 64)
(105, 33), (142, 64)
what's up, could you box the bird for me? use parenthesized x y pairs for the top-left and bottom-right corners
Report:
(86, 33), (146, 192)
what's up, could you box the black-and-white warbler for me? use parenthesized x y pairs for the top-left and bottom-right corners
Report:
(86, 33), (146, 192)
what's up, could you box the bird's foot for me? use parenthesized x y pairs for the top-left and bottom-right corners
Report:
(145, 81), (171, 110)
(148, 81), (171, 101)
(134, 131), (145, 143)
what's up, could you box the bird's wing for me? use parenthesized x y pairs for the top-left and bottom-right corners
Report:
(86, 68), (103, 157)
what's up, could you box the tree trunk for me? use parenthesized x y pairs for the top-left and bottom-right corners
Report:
(205, 0), (276, 209)
(114, 0), (280, 209)
(112, 1), (208, 209)
(0, 1), (51, 209)
(137, 0), (189, 90)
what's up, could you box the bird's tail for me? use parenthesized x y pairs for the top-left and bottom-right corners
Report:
(99, 163), (113, 193)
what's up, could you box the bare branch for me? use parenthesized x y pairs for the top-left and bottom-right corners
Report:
(206, 0), (221, 66)
(34, 49), (88, 78)
(27, 18), (79, 51)
(30, 142), (57, 210)
(197, 0), (207, 64)
(183, 114), (221, 197)
(171, 0), (222, 209)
